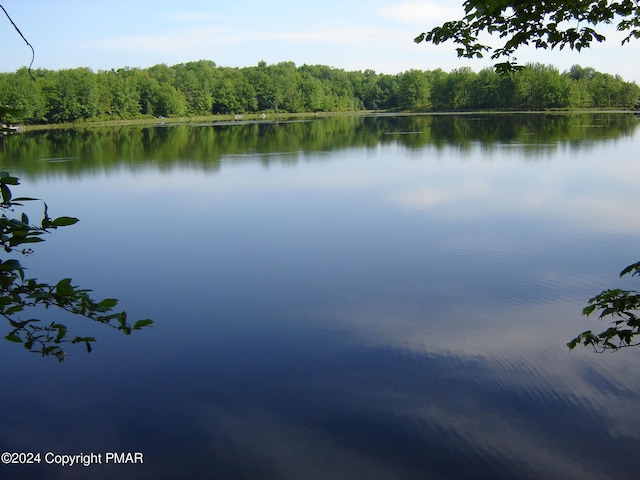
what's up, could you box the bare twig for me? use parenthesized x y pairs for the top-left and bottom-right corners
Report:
(0, 4), (35, 81)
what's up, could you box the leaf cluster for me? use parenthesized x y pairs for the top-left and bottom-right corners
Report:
(415, 1), (640, 72)
(568, 261), (640, 352)
(0, 170), (152, 361)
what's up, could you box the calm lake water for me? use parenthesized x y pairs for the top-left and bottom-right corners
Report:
(1, 113), (640, 479)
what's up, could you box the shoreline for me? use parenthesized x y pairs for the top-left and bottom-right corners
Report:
(20, 108), (639, 132)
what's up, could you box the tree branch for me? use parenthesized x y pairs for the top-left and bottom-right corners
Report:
(0, 3), (35, 80)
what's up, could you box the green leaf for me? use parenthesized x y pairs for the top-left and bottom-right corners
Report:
(55, 325), (67, 342)
(97, 298), (118, 309)
(620, 262), (640, 277)
(0, 259), (23, 272)
(0, 173), (20, 185)
(51, 216), (79, 227)
(11, 197), (39, 202)
(72, 336), (97, 343)
(1, 184), (12, 203)
(55, 278), (74, 296)
(10, 236), (44, 246)
(133, 319), (154, 329)
(5, 333), (22, 343)
(600, 307), (616, 318)
(4, 304), (25, 315)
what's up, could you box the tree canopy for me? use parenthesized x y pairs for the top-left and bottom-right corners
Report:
(0, 61), (638, 125)
(415, 0), (640, 72)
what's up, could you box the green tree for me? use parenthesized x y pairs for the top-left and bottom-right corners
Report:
(353, 69), (385, 110)
(444, 67), (476, 109)
(510, 63), (571, 109)
(42, 68), (100, 122)
(424, 68), (449, 110)
(112, 68), (143, 118)
(470, 67), (516, 109)
(0, 67), (47, 123)
(375, 74), (401, 110)
(279, 62), (305, 111)
(564, 67), (593, 107)
(94, 70), (117, 117)
(397, 69), (431, 110)
(584, 71), (640, 107)
(300, 73), (326, 112)
(245, 61), (280, 111)
(212, 67), (257, 114)
(0, 169), (152, 361)
(152, 82), (187, 117)
(312, 66), (361, 111)
(568, 64), (596, 82)
(415, 0), (640, 73)
(173, 62), (214, 115)
(568, 263), (640, 352)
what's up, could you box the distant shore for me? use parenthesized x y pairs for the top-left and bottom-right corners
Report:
(20, 108), (639, 132)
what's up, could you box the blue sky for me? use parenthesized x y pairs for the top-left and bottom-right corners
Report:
(1, 0), (638, 83)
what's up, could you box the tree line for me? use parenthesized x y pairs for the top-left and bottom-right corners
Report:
(0, 60), (638, 124)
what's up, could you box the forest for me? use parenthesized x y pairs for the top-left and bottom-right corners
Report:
(0, 60), (638, 125)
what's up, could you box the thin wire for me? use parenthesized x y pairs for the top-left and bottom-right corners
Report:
(0, 4), (35, 81)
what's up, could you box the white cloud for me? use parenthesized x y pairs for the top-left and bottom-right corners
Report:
(78, 26), (232, 55)
(79, 24), (407, 58)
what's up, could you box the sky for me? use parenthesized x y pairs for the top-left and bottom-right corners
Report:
(0, 0), (638, 83)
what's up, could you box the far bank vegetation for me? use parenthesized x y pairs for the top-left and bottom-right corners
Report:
(1, 60), (638, 125)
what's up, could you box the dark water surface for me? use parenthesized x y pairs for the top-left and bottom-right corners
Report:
(1, 113), (640, 479)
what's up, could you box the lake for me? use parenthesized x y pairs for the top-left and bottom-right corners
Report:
(1, 113), (640, 479)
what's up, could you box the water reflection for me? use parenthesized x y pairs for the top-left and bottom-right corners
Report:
(1, 113), (640, 479)
(0, 113), (637, 177)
